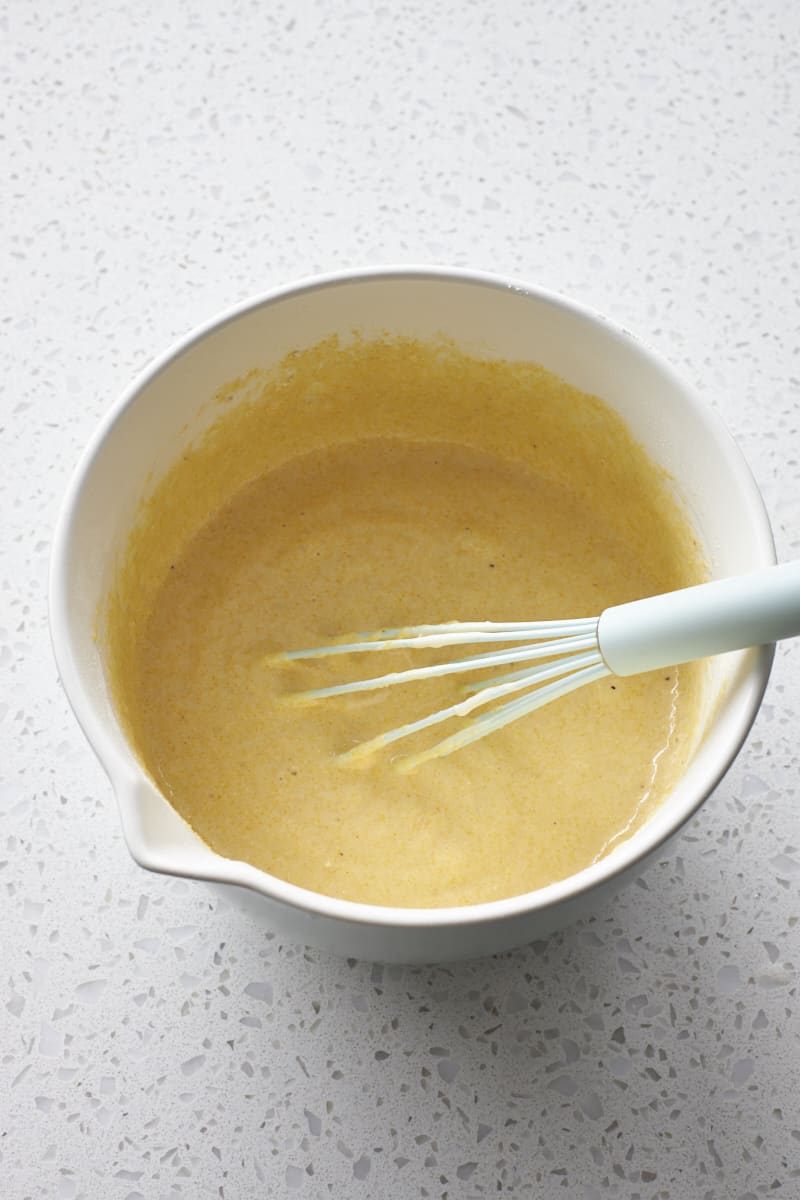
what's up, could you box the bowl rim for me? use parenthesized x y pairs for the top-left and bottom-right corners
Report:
(49, 263), (776, 930)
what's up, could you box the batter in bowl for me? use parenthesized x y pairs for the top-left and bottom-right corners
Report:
(107, 336), (707, 907)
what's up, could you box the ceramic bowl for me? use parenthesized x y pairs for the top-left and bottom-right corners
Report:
(49, 267), (774, 962)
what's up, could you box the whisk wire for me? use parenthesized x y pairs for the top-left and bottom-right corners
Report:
(274, 617), (597, 660)
(398, 658), (610, 772)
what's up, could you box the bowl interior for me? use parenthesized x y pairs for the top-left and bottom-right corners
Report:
(51, 269), (774, 923)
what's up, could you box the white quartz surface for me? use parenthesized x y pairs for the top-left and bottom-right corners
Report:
(3, 1), (800, 1196)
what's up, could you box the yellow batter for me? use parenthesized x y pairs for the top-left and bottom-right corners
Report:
(107, 335), (707, 908)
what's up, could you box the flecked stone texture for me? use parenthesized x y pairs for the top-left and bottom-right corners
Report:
(2, 1), (799, 1196)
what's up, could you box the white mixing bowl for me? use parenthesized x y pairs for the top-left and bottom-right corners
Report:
(49, 267), (774, 962)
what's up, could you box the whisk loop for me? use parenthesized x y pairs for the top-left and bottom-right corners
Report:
(268, 563), (800, 770)
(283, 624), (599, 703)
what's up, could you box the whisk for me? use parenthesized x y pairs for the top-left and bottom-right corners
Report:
(270, 562), (800, 772)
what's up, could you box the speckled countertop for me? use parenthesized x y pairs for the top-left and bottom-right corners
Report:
(3, 2), (800, 1196)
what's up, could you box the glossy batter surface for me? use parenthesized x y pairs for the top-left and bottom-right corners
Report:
(108, 337), (706, 908)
